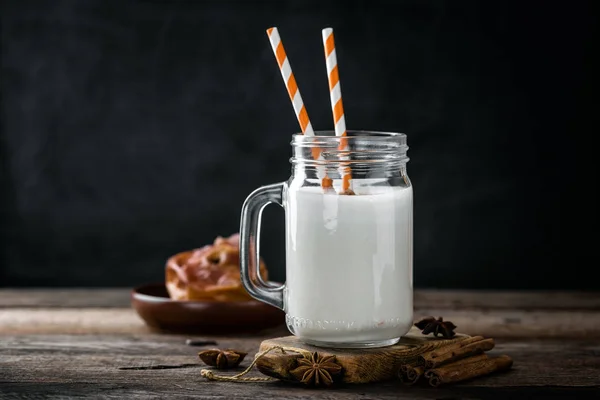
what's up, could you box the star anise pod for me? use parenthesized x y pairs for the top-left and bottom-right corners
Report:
(198, 349), (247, 369)
(415, 317), (457, 338)
(289, 352), (342, 387)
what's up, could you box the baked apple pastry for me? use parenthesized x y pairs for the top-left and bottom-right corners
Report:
(165, 234), (268, 301)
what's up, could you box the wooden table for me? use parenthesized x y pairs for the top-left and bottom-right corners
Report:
(1, 289), (599, 399)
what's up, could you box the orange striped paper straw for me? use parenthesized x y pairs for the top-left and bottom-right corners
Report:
(266, 27), (332, 189)
(322, 27), (352, 193)
(266, 27), (313, 136)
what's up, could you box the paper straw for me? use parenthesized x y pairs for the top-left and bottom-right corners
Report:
(266, 27), (331, 189)
(322, 27), (352, 192)
(266, 27), (314, 136)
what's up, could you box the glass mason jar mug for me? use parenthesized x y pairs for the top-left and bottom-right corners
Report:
(240, 131), (413, 348)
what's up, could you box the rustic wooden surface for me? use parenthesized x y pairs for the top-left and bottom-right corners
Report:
(1, 289), (599, 399)
(257, 329), (472, 383)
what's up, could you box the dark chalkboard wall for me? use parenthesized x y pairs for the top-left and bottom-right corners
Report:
(1, 0), (597, 289)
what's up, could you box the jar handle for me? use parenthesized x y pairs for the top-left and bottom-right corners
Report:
(239, 182), (285, 310)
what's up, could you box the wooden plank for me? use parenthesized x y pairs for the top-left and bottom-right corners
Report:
(414, 289), (600, 311)
(413, 309), (600, 338)
(0, 288), (131, 308)
(2, 289), (599, 310)
(2, 307), (599, 338)
(1, 382), (597, 400)
(1, 289), (599, 398)
(1, 335), (599, 395)
(0, 334), (262, 357)
(0, 308), (290, 337)
(0, 308), (147, 334)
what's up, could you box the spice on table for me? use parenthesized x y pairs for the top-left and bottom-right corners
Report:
(398, 364), (424, 385)
(198, 349), (248, 369)
(424, 354), (513, 387)
(398, 335), (512, 387)
(289, 352), (342, 387)
(415, 316), (457, 338)
(419, 336), (495, 369)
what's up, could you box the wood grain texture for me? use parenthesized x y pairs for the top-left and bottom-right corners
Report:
(1, 334), (599, 399)
(0, 384), (598, 400)
(257, 329), (471, 383)
(3, 288), (600, 309)
(415, 289), (600, 310)
(1, 289), (599, 337)
(1, 289), (600, 398)
(0, 288), (131, 308)
(2, 307), (599, 338)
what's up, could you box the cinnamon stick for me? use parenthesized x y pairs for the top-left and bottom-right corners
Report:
(397, 364), (424, 385)
(420, 336), (495, 369)
(424, 354), (513, 387)
(418, 336), (482, 366)
(399, 336), (483, 385)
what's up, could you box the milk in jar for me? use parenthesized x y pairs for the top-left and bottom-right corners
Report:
(284, 184), (413, 345)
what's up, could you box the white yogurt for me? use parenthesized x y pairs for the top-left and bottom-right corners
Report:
(284, 184), (413, 345)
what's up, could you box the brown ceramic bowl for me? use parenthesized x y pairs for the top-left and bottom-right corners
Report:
(131, 283), (285, 334)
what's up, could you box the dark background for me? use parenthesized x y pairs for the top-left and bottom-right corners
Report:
(1, 0), (597, 289)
